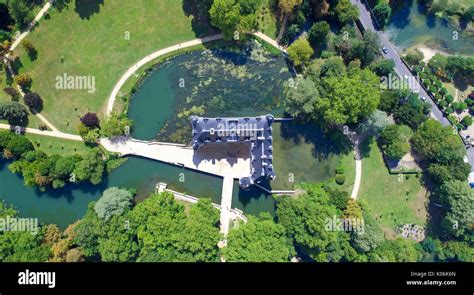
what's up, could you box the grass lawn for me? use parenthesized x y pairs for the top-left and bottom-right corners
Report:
(443, 81), (474, 102)
(0, 70), (48, 129)
(358, 139), (428, 238)
(326, 151), (356, 194)
(14, 0), (216, 133)
(257, 0), (279, 39)
(26, 133), (91, 156)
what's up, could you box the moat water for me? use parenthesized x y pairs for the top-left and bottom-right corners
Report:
(0, 42), (349, 227)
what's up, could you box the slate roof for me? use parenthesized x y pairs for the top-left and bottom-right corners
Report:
(190, 114), (276, 189)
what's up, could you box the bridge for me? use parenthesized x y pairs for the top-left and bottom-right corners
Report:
(100, 137), (251, 235)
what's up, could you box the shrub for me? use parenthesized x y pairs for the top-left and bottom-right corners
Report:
(80, 112), (100, 129)
(23, 92), (43, 112)
(453, 102), (468, 112)
(14, 74), (32, 90)
(335, 174), (346, 185)
(461, 116), (473, 128)
(439, 87), (447, 96)
(336, 167), (345, 174)
(438, 100), (447, 109)
(3, 87), (19, 101)
(445, 95), (454, 104)
(445, 107), (454, 114)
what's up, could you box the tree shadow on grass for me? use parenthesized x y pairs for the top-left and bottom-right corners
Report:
(279, 121), (353, 161)
(74, 0), (104, 20)
(182, 0), (217, 37)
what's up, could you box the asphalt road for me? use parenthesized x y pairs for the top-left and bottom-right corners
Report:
(351, 0), (474, 172)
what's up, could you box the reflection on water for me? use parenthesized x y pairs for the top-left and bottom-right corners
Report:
(0, 157), (223, 228)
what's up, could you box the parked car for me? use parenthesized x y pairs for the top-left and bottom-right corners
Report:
(382, 47), (388, 54)
(420, 96), (427, 102)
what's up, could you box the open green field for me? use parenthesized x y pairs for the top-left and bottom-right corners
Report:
(26, 133), (91, 156)
(14, 0), (216, 133)
(358, 140), (427, 238)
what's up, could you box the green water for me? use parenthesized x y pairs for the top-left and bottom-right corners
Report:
(129, 44), (290, 143)
(0, 157), (223, 228)
(386, 1), (474, 55)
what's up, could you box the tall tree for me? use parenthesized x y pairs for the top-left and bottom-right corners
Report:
(224, 212), (295, 262)
(334, 0), (359, 26)
(287, 37), (314, 67)
(283, 76), (319, 118)
(318, 68), (380, 125)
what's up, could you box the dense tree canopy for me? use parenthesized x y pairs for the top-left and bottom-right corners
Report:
(0, 102), (29, 126)
(94, 187), (134, 221)
(411, 119), (465, 164)
(334, 0), (359, 26)
(440, 181), (474, 241)
(276, 184), (358, 261)
(209, 0), (262, 39)
(224, 213), (295, 262)
(318, 67), (380, 125)
(287, 37), (314, 67)
(283, 76), (319, 118)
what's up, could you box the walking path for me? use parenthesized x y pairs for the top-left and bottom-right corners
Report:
(220, 177), (235, 235)
(100, 138), (250, 179)
(351, 144), (362, 200)
(0, 123), (82, 141)
(10, 0), (54, 51)
(105, 34), (223, 116)
(5, 0), (58, 132)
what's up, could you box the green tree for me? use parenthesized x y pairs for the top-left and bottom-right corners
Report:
(320, 56), (346, 78)
(7, 0), (33, 29)
(369, 238), (421, 262)
(287, 37), (314, 67)
(334, 0), (359, 25)
(94, 187), (134, 221)
(370, 59), (395, 77)
(0, 102), (29, 126)
(279, 0), (303, 14)
(101, 113), (133, 138)
(411, 119), (465, 164)
(283, 76), (319, 118)
(439, 181), (474, 240)
(379, 124), (413, 160)
(308, 21), (330, 48)
(318, 68), (380, 125)
(209, 0), (261, 40)
(73, 148), (105, 185)
(176, 199), (221, 262)
(276, 184), (340, 261)
(224, 212), (295, 262)
(393, 93), (430, 130)
(404, 49), (424, 66)
(373, 2), (392, 28)
(4, 133), (33, 158)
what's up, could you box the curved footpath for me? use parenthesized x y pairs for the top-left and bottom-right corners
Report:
(105, 34), (224, 115)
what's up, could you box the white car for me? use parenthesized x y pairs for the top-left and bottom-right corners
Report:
(403, 74), (410, 81)
(420, 96), (427, 102)
(382, 47), (388, 54)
